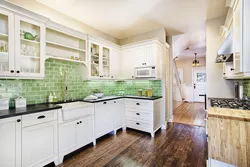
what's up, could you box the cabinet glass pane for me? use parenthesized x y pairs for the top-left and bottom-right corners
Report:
(19, 20), (41, 74)
(102, 47), (110, 77)
(0, 13), (10, 73)
(91, 43), (100, 77)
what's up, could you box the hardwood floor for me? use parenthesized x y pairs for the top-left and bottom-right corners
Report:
(173, 102), (206, 127)
(50, 123), (207, 167)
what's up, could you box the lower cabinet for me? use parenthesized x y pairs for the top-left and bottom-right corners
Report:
(0, 117), (21, 167)
(95, 101), (114, 138)
(125, 98), (162, 137)
(58, 116), (95, 163)
(22, 121), (58, 167)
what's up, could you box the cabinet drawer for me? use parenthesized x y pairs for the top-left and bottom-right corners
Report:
(126, 119), (152, 132)
(22, 110), (57, 127)
(126, 110), (153, 122)
(125, 99), (153, 111)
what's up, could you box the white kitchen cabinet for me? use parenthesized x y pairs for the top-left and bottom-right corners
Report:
(0, 116), (21, 167)
(95, 101), (114, 138)
(58, 120), (77, 159)
(121, 40), (163, 80)
(0, 7), (46, 79)
(110, 48), (122, 79)
(21, 110), (58, 167)
(112, 99), (125, 132)
(0, 8), (15, 78)
(122, 49), (135, 79)
(76, 116), (95, 148)
(22, 121), (58, 167)
(125, 98), (162, 137)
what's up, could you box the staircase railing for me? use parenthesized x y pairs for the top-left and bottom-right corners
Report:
(173, 60), (185, 101)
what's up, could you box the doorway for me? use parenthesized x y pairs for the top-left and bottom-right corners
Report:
(192, 67), (207, 102)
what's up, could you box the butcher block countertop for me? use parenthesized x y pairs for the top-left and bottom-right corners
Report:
(208, 107), (250, 121)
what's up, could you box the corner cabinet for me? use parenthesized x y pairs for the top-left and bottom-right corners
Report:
(0, 7), (46, 79)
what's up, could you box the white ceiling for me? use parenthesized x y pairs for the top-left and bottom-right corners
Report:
(37, 0), (228, 39)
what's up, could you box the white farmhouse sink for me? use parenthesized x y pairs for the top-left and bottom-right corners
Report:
(57, 101), (94, 121)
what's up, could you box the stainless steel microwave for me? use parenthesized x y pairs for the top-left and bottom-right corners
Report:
(134, 66), (156, 78)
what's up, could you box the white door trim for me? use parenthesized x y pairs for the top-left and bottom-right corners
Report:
(192, 67), (206, 102)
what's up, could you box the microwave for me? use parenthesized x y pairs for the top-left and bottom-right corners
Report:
(134, 66), (156, 78)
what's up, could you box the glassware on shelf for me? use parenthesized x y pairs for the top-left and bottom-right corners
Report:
(0, 43), (4, 52)
(20, 30), (25, 39)
(4, 43), (8, 52)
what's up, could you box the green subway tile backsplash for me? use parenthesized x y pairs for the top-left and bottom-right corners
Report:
(0, 59), (162, 107)
(244, 80), (250, 97)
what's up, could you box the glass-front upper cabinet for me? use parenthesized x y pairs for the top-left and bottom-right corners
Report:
(0, 8), (15, 77)
(15, 15), (45, 78)
(90, 43), (100, 78)
(102, 47), (110, 78)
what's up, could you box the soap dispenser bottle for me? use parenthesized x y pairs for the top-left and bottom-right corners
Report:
(48, 93), (53, 103)
(53, 92), (57, 102)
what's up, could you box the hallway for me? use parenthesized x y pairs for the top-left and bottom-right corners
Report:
(173, 102), (206, 127)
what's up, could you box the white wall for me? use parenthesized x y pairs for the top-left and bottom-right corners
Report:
(206, 17), (234, 98)
(8, 0), (119, 44)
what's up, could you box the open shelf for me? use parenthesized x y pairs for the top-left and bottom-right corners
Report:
(0, 33), (8, 37)
(46, 55), (87, 65)
(21, 38), (40, 44)
(46, 40), (86, 52)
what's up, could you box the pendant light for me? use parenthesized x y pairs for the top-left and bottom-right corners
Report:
(192, 53), (200, 67)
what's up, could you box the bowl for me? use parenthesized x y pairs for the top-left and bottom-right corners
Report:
(94, 93), (104, 98)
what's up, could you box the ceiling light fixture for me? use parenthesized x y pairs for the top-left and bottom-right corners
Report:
(192, 53), (200, 67)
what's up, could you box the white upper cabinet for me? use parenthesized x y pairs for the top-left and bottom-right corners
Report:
(15, 15), (46, 79)
(0, 6), (46, 79)
(122, 48), (135, 79)
(110, 48), (122, 79)
(121, 40), (163, 80)
(0, 8), (15, 77)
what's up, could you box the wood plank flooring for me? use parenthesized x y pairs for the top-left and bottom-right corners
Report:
(173, 102), (206, 127)
(47, 123), (207, 167)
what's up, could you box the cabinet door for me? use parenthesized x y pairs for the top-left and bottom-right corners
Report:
(58, 121), (77, 156)
(145, 44), (157, 67)
(0, 8), (15, 77)
(122, 49), (135, 79)
(134, 46), (145, 67)
(102, 46), (110, 78)
(76, 116), (94, 148)
(22, 121), (58, 167)
(110, 48), (121, 79)
(113, 99), (125, 130)
(15, 15), (45, 79)
(0, 117), (21, 167)
(95, 101), (114, 138)
(90, 41), (101, 78)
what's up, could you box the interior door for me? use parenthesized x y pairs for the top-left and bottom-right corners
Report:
(0, 8), (15, 77)
(193, 67), (207, 102)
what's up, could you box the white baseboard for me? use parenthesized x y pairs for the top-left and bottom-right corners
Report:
(161, 121), (167, 129)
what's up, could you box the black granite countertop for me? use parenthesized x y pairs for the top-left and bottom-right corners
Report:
(82, 95), (162, 103)
(0, 104), (62, 119)
(0, 95), (162, 119)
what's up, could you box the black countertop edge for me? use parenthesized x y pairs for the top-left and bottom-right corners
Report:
(0, 104), (62, 120)
(82, 96), (163, 103)
(0, 96), (162, 119)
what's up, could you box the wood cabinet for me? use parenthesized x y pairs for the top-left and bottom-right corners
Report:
(0, 116), (21, 167)
(208, 116), (250, 167)
(0, 7), (46, 79)
(125, 98), (162, 137)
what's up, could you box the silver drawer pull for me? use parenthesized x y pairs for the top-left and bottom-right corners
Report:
(136, 113), (140, 115)
(136, 103), (140, 105)
(136, 123), (140, 125)
(37, 115), (45, 119)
